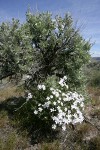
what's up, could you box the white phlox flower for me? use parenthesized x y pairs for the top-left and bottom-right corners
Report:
(80, 102), (84, 107)
(50, 95), (53, 99)
(46, 96), (50, 100)
(52, 90), (57, 95)
(50, 87), (54, 91)
(58, 100), (60, 103)
(59, 97), (61, 100)
(38, 104), (41, 106)
(34, 110), (38, 114)
(57, 106), (61, 110)
(26, 75), (31, 79)
(42, 85), (46, 90)
(52, 124), (57, 129)
(63, 97), (69, 101)
(50, 108), (55, 112)
(26, 92), (32, 101)
(62, 93), (66, 96)
(43, 101), (51, 108)
(37, 85), (42, 90)
(62, 125), (66, 131)
(63, 76), (67, 80)
(38, 107), (43, 112)
(55, 92), (59, 97)
(28, 93), (32, 99)
(64, 108), (67, 111)
(56, 89), (61, 93)
(37, 84), (46, 90)
(65, 84), (68, 89)
(53, 101), (57, 105)
(71, 104), (78, 110)
(60, 102), (63, 106)
(59, 76), (68, 87)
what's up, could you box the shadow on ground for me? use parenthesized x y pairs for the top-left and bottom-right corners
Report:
(0, 97), (58, 145)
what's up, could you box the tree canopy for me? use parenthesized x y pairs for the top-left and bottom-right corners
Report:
(0, 12), (91, 89)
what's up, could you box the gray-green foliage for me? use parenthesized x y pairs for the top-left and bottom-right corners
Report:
(25, 12), (91, 89)
(0, 19), (21, 78)
(0, 11), (91, 89)
(0, 18), (34, 79)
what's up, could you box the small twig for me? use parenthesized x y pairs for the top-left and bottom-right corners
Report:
(14, 101), (27, 112)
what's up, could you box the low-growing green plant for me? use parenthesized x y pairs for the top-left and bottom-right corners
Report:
(17, 76), (85, 132)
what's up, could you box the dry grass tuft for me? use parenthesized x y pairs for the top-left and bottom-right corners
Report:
(0, 111), (9, 128)
(87, 135), (100, 150)
(40, 141), (60, 150)
(0, 111), (29, 150)
(0, 132), (29, 150)
(87, 86), (100, 106)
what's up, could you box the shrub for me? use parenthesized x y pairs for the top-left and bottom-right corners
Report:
(17, 76), (85, 132)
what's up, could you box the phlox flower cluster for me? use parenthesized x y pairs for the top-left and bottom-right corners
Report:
(27, 76), (84, 131)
